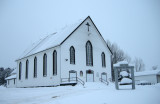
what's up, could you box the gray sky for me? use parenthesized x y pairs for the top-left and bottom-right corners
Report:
(0, 0), (160, 70)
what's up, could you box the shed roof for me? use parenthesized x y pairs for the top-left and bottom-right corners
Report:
(5, 74), (16, 80)
(134, 70), (160, 77)
(114, 61), (134, 67)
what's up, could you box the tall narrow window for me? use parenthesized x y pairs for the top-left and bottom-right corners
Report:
(19, 62), (22, 80)
(25, 59), (29, 79)
(43, 53), (47, 77)
(70, 46), (75, 64)
(14, 79), (15, 84)
(34, 57), (37, 78)
(101, 52), (106, 67)
(53, 50), (57, 75)
(86, 41), (93, 66)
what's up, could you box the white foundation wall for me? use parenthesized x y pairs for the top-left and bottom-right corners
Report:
(16, 46), (61, 87)
(135, 75), (158, 84)
(60, 18), (112, 82)
(7, 79), (16, 88)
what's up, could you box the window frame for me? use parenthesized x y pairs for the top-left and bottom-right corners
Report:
(34, 57), (37, 78)
(19, 62), (22, 80)
(70, 46), (75, 64)
(25, 59), (29, 79)
(101, 52), (106, 67)
(43, 53), (47, 77)
(86, 41), (93, 66)
(53, 50), (57, 76)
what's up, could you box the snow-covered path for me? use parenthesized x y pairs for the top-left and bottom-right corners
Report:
(0, 83), (160, 104)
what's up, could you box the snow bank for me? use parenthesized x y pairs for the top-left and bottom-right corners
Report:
(0, 82), (160, 104)
(120, 78), (132, 84)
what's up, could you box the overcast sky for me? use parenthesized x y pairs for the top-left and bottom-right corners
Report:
(0, 0), (160, 70)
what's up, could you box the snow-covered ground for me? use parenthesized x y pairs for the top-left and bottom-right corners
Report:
(0, 82), (160, 104)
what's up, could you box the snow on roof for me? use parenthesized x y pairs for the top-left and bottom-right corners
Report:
(17, 17), (86, 60)
(5, 74), (16, 80)
(114, 61), (134, 67)
(11, 69), (17, 74)
(120, 71), (129, 77)
(134, 70), (160, 77)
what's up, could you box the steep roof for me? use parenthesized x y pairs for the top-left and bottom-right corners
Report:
(11, 68), (16, 74)
(16, 16), (112, 61)
(134, 70), (160, 76)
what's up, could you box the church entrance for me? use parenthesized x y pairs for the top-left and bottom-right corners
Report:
(101, 72), (107, 81)
(86, 70), (94, 82)
(69, 70), (77, 82)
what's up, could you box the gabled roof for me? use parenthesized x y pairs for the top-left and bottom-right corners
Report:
(5, 74), (16, 80)
(134, 70), (160, 77)
(113, 61), (134, 67)
(16, 16), (112, 61)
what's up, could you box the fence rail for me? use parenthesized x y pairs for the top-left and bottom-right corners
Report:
(61, 77), (85, 86)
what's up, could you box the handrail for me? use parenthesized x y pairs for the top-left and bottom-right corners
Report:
(77, 77), (85, 86)
(99, 78), (109, 85)
(61, 77), (85, 86)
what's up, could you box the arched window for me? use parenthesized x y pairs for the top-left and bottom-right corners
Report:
(53, 50), (57, 75)
(19, 62), (22, 80)
(43, 53), (47, 77)
(25, 60), (29, 79)
(86, 41), (93, 66)
(80, 71), (83, 77)
(34, 57), (37, 78)
(101, 52), (106, 67)
(70, 46), (75, 64)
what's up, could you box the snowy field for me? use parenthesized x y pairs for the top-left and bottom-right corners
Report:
(0, 82), (160, 104)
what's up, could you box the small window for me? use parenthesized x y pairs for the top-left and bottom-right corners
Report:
(14, 79), (15, 84)
(80, 71), (83, 77)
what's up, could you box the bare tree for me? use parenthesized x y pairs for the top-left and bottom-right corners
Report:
(125, 54), (132, 63)
(152, 65), (158, 70)
(107, 40), (126, 64)
(107, 40), (127, 81)
(0, 67), (13, 86)
(134, 57), (145, 72)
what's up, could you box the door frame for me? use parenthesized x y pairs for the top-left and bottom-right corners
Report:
(101, 72), (107, 81)
(69, 70), (77, 82)
(86, 69), (94, 82)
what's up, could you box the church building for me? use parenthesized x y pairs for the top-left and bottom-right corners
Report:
(14, 16), (112, 87)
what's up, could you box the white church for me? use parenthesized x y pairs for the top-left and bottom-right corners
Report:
(6, 16), (112, 88)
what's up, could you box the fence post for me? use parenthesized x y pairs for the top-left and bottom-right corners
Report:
(114, 68), (119, 90)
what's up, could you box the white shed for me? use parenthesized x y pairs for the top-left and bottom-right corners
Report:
(134, 70), (160, 84)
(5, 69), (17, 88)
